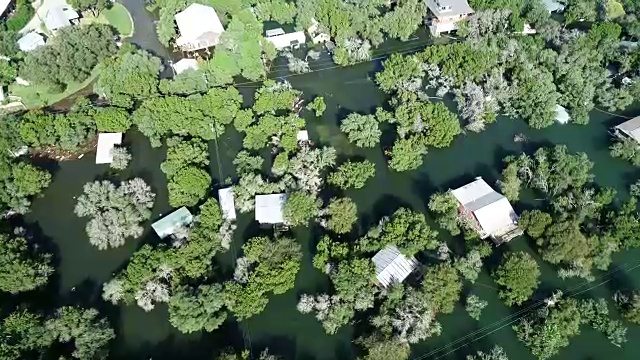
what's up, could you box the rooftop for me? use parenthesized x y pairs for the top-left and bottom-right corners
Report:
(44, 7), (79, 31)
(372, 245), (418, 288)
(555, 105), (570, 124)
(17, 32), (45, 52)
(175, 4), (224, 50)
(151, 207), (194, 239)
(255, 193), (287, 224)
(427, 0), (474, 18)
(172, 58), (199, 75)
(265, 30), (306, 50)
(218, 187), (237, 221)
(451, 177), (518, 238)
(543, 0), (566, 13)
(615, 116), (640, 143)
(95, 133), (122, 164)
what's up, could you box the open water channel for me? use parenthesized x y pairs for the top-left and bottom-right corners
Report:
(23, 5), (640, 360)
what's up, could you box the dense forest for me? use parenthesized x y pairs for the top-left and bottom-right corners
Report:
(4, 0), (640, 359)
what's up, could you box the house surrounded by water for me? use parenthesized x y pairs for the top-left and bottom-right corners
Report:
(425, 0), (474, 36)
(255, 193), (287, 224)
(372, 245), (418, 288)
(614, 116), (640, 143)
(451, 177), (523, 245)
(174, 4), (225, 51)
(265, 28), (306, 50)
(151, 207), (194, 239)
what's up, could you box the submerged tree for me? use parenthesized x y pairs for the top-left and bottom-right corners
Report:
(494, 251), (540, 306)
(328, 160), (376, 189)
(109, 147), (131, 170)
(169, 284), (227, 333)
(74, 178), (155, 249)
(466, 345), (509, 360)
(340, 113), (381, 148)
(319, 197), (358, 234)
(610, 137), (640, 166)
(465, 294), (488, 321)
(283, 191), (321, 227)
(0, 232), (53, 294)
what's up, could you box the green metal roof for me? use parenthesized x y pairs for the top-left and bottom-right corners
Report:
(151, 207), (193, 239)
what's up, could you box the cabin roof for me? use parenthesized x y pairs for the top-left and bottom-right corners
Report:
(255, 193), (287, 224)
(17, 32), (45, 52)
(427, 0), (474, 18)
(44, 7), (78, 31)
(451, 177), (518, 237)
(615, 116), (640, 142)
(555, 105), (570, 124)
(172, 58), (199, 75)
(151, 207), (194, 239)
(372, 245), (418, 288)
(265, 30), (306, 49)
(95, 133), (122, 164)
(218, 187), (237, 221)
(175, 4), (224, 50)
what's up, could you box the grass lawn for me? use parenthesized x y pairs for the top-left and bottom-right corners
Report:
(101, 3), (134, 37)
(9, 68), (99, 109)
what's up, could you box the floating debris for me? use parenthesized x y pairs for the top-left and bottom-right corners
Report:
(514, 133), (527, 142)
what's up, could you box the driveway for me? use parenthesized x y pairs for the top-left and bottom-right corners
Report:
(19, 0), (71, 34)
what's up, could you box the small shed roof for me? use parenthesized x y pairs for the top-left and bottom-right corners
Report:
(152, 207), (194, 239)
(615, 116), (640, 143)
(44, 7), (79, 31)
(265, 31), (307, 49)
(17, 32), (45, 52)
(95, 133), (122, 164)
(172, 58), (199, 75)
(372, 245), (418, 288)
(255, 193), (287, 224)
(452, 178), (518, 237)
(427, 0), (474, 18)
(297, 130), (309, 141)
(218, 187), (237, 221)
(555, 105), (570, 124)
(175, 4), (224, 50)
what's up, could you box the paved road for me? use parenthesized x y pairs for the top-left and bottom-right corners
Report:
(19, 0), (70, 34)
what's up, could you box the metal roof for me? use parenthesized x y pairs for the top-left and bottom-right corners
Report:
(452, 177), (518, 237)
(95, 133), (122, 164)
(265, 31), (307, 49)
(175, 4), (224, 50)
(372, 245), (418, 288)
(543, 0), (565, 13)
(44, 7), (78, 31)
(427, 0), (474, 18)
(255, 193), (287, 224)
(172, 58), (199, 75)
(555, 105), (570, 124)
(615, 116), (640, 143)
(17, 32), (45, 52)
(218, 187), (236, 221)
(151, 207), (193, 239)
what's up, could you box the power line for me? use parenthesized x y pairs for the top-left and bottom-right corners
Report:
(410, 261), (640, 360)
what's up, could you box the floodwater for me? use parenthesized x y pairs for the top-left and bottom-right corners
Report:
(24, 27), (640, 360)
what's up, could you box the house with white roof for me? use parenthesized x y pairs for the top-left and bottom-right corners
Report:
(172, 58), (199, 75)
(543, 0), (566, 13)
(614, 116), (640, 143)
(265, 28), (306, 50)
(175, 4), (225, 51)
(255, 193), (287, 224)
(18, 32), (45, 52)
(307, 18), (331, 44)
(451, 177), (523, 245)
(95, 133), (122, 164)
(555, 105), (570, 124)
(44, 6), (79, 33)
(218, 187), (237, 221)
(372, 245), (418, 288)
(152, 207), (194, 239)
(426, 0), (474, 35)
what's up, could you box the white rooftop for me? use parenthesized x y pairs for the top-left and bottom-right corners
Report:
(255, 193), (287, 224)
(555, 105), (570, 124)
(451, 177), (518, 238)
(44, 7), (79, 31)
(218, 187), (237, 221)
(152, 207), (193, 239)
(372, 245), (418, 288)
(95, 133), (122, 164)
(265, 31), (306, 50)
(17, 32), (45, 52)
(175, 4), (224, 50)
(615, 116), (640, 143)
(543, 0), (565, 13)
(172, 58), (199, 75)
(427, 0), (474, 18)
(297, 130), (309, 142)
